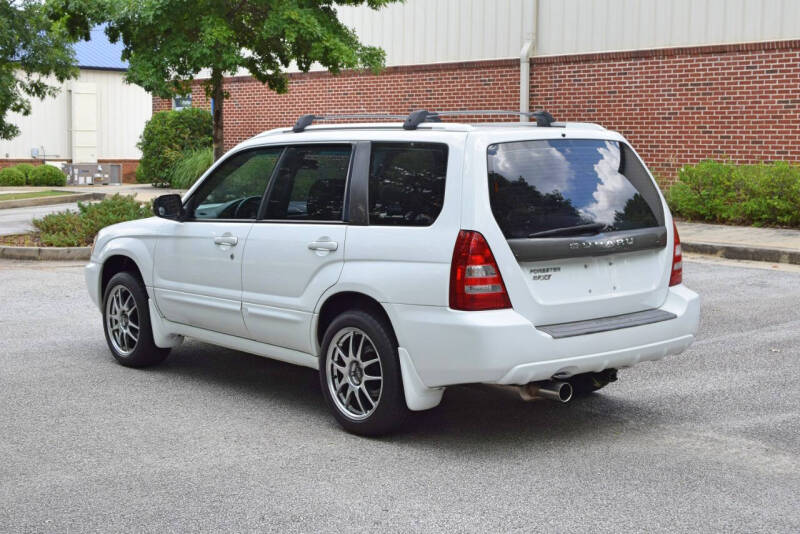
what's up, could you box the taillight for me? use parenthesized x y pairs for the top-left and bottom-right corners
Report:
(450, 230), (512, 311)
(670, 221), (682, 286)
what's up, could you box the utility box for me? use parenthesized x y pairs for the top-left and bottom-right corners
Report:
(64, 163), (121, 185)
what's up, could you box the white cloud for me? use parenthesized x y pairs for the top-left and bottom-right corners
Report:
(579, 141), (638, 225)
(492, 143), (573, 194)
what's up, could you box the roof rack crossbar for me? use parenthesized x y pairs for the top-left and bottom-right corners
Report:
(419, 109), (556, 127)
(404, 109), (556, 129)
(293, 113), (408, 132)
(292, 109), (557, 132)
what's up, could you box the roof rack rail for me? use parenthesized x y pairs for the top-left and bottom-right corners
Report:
(292, 109), (557, 132)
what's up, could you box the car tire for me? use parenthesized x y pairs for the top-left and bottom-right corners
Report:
(319, 310), (408, 436)
(102, 271), (170, 368)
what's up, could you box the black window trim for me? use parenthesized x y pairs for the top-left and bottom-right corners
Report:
(180, 139), (449, 226)
(347, 141), (370, 226)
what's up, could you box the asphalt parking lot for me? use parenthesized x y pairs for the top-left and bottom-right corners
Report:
(1, 257), (798, 532)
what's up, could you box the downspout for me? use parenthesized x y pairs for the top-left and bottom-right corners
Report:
(520, 0), (539, 122)
(519, 40), (534, 122)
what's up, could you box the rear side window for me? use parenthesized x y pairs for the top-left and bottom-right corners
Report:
(487, 139), (661, 239)
(369, 142), (448, 226)
(263, 145), (351, 221)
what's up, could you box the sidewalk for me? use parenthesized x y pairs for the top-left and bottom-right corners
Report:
(678, 221), (800, 265)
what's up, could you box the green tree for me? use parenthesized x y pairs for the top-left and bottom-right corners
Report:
(0, 0), (78, 140)
(50, 0), (400, 160)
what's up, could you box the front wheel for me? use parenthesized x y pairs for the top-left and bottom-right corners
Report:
(319, 310), (407, 436)
(102, 271), (170, 368)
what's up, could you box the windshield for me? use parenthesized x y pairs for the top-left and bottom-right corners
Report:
(487, 139), (660, 239)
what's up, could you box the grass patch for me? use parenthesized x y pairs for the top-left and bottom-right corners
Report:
(0, 190), (72, 202)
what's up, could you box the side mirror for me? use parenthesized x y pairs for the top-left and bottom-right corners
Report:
(153, 194), (184, 220)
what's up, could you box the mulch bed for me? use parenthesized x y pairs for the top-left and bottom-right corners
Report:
(0, 233), (44, 247)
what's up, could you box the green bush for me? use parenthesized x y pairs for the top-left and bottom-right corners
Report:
(0, 167), (25, 186)
(29, 164), (67, 186)
(667, 160), (800, 227)
(12, 163), (36, 184)
(169, 147), (214, 189)
(137, 108), (212, 187)
(33, 194), (152, 247)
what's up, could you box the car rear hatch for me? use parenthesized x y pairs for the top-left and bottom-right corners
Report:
(486, 138), (671, 326)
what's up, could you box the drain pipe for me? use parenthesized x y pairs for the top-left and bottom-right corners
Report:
(519, 0), (538, 122)
(519, 39), (534, 122)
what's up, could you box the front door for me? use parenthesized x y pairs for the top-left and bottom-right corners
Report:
(153, 147), (282, 337)
(241, 145), (352, 354)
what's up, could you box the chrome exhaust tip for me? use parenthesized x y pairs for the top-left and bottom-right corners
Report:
(519, 380), (573, 403)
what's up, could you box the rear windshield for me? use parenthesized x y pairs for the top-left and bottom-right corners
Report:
(487, 139), (660, 239)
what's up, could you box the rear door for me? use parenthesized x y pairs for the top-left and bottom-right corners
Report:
(483, 137), (670, 325)
(240, 144), (353, 354)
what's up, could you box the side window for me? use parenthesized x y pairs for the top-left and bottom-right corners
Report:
(191, 148), (281, 220)
(263, 145), (351, 221)
(368, 142), (448, 226)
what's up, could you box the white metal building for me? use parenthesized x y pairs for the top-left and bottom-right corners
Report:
(0, 27), (151, 172)
(336, 0), (800, 65)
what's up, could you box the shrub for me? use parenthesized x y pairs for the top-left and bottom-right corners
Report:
(169, 147), (214, 189)
(137, 108), (212, 186)
(29, 164), (67, 186)
(0, 167), (25, 186)
(667, 160), (800, 227)
(33, 194), (152, 247)
(13, 163), (36, 184)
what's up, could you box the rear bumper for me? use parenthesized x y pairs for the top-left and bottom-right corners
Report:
(388, 284), (700, 388)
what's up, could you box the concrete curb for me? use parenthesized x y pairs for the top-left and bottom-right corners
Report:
(0, 192), (105, 210)
(683, 241), (800, 265)
(0, 245), (91, 261)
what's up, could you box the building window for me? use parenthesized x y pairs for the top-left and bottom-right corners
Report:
(172, 94), (192, 111)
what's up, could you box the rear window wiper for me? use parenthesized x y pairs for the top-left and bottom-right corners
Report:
(528, 223), (607, 238)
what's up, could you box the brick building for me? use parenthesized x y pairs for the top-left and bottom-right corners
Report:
(153, 0), (800, 185)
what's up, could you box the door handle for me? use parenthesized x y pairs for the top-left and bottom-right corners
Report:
(214, 235), (238, 246)
(308, 240), (338, 252)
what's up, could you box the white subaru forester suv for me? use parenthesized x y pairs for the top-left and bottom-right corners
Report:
(85, 110), (700, 435)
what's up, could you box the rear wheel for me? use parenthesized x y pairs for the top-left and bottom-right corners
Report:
(102, 271), (170, 368)
(319, 310), (407, 436)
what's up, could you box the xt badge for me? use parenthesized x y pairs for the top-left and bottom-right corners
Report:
(530, 266), (561, 281)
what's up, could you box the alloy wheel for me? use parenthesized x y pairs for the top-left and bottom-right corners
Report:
(105, 285), (139, 356)
(326, 327), (383, 420)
